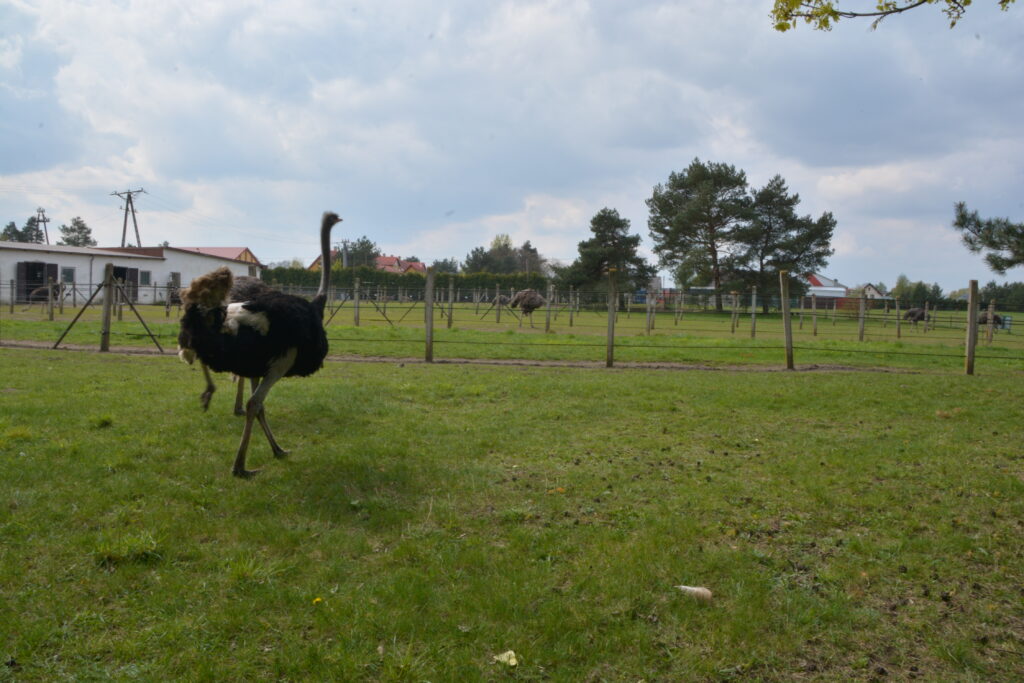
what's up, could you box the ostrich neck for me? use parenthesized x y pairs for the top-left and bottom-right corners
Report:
(317, 220), (332, 300)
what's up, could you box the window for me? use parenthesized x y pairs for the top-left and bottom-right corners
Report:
(61, 267), (76, 284)
(170, 272), (181, 288)
(140, 270), (152, 286)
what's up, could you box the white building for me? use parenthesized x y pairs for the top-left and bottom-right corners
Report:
(0, 242), (262, 304)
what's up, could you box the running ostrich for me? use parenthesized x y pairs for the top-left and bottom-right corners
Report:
(192, 274), (276, 416)
(177, 211), (342, 478)
(508, 288), (546, 327)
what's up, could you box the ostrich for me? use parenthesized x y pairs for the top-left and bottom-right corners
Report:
(191, 274), (276, 416)
(508, 288), (546, 328)
(977, 311), (1003, 327)
(902, 307), (929, 326)
(177, 211), (342, 478)
(22, 282), (68, 311)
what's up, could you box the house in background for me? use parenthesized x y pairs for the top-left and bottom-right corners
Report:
(0, 241), (263, 304)
(307, 252), (427, 274)
(861, 284), (893, 300)
(374, 255), (426, 274)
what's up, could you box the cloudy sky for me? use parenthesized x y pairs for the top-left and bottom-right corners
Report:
(2, 0), (1022, 292)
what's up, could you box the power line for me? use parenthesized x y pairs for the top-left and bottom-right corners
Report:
(111, 188), (146, 247)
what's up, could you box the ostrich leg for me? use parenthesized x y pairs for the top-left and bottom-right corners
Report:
(250, 377), (288, 458)
(232, 350), (295, 478)
(200, 363), (217, 411)
(234, 376), (246, 416)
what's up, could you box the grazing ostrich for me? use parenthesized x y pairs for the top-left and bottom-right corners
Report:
(177, 211), (342, 478)
(508, 288), (546, 328)
(903, 307), (929, 326)
(977, 311), (1003, 327)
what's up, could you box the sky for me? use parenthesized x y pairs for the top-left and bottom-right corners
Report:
(1, 0), (1022, 293)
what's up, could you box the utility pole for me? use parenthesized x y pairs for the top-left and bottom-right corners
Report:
(111, 188), (146, 247)
(334, 239), (351, 268)
(36, 208), (51, 244)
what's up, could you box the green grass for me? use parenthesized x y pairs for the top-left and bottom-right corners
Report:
(1, 348), (1022, 680)
(2, 301), (1022, 373)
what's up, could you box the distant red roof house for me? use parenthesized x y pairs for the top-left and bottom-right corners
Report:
(375, 255), (427, 274)
(308, 252), (426, 274)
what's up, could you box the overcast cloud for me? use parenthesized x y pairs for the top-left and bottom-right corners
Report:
(1, 0), (1022, 291)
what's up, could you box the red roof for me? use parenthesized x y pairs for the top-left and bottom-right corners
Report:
(375, 255), (426, 273)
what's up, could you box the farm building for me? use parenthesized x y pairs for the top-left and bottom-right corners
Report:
(0, 241), (263, 305)
(800, 273), (848, 307)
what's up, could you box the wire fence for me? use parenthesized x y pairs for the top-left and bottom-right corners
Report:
(1, 277), (1021, 373)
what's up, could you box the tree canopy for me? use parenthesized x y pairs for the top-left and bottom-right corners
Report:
(647, 159), (751, 310)
(952, 202), (1024, 275)
(57, 216), (97, 247)
(561, 208), (655, 292)
(648, 160), (836, 310)
(1, 216), (45, 243)
(462, 234), (547, 275)
(733, 175), (835, 311)
(340, 236), (381, 268)
(772, 0), (1016, 31)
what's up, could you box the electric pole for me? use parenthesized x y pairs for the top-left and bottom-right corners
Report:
(111, 188), (146, 247)
(36, 207), (51, 244)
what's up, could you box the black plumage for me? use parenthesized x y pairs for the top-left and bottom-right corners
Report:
(177, 211), (342, 477)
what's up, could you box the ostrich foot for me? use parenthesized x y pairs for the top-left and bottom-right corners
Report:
(232, 467), (261, 479)
(272, 447), (290, 460)
(200, 390), (214, 411)
(233, 406), (245, 417)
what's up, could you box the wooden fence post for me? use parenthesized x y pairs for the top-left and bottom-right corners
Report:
(545, 284), (554, 333)
(750, 286), (757, 339)
(965, 281), (979, 375)
(895, 297), (901, 339)
(47, 278), (55, 321)
(780, 271), (794, 370)
(811, 293), (817, 337)
(568, 286), (575, 327)
(495, 285), (502, 323)
(858, 295), (866, 342)
(922, 301), (929, 334)
(424, 269), (435, 362)
(983, 299), (991, 344)
(353, 278), (360, 327)
(447, 279), (455, 330)
(606, 272), (616, 368)
(100, 264), (114, 352)
(7, 280), (12, 314)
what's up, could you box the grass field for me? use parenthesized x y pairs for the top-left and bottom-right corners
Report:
(1, 301), (1021, 373)
(1, 346), (1022, 680)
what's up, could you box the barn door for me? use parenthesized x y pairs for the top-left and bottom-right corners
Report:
(16, 261), (28, 302)
(126, 268), (139, 301)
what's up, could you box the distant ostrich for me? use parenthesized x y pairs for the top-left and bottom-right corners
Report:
(903, 307), (929, 325)
(177, 211), (342, 478)
(508, 288), (546, 328)
(977, 312), (1003, 327)
(22, 282), (68, 311)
